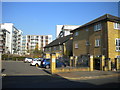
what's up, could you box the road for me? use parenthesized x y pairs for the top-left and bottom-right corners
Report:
(2, 61), (49, 76)
(2, 61), (120, 88)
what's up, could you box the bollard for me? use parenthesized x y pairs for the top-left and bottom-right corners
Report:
(89, 55), (93, 71)
(100, 55), (105, 71)
(50, 54), (56, 74)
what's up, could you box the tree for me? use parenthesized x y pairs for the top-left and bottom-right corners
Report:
(33, 43), (43, 58)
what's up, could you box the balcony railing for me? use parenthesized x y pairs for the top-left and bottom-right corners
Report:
(0, 48), (3, 51)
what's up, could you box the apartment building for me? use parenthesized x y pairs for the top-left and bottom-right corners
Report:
(0, 23), (23, 54)
(0, 28), (10, 54)
(56, 25), (80, 38)
(22, 35), (52, 55)
(71, 14), (120, 61)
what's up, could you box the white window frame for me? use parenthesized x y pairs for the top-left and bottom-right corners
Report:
(94, 23), (102, 31)
(114, 23), (120, 30)
(95, 39), (100, 47)
(115, 38), (120, 51)
(75, 43), (78, 49)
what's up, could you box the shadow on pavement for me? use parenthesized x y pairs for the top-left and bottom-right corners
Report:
(2, 74), (120, 88)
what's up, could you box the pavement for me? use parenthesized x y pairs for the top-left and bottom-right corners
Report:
(43, 69), (120, 80)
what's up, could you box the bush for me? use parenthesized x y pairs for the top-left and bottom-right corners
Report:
(2, 54), (26, 61)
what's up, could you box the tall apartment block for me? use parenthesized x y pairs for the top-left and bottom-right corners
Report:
(22, 35), (52, 55)
(0, 23), (23, 55)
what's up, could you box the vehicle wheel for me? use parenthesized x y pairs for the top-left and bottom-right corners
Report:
(45, 65), (49, 69)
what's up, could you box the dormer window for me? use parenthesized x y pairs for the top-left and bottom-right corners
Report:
(94, 23), (102, 31)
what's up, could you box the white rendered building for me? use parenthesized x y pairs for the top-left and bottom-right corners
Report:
(22, 35), (52, 55)
(0, 23), (23, 54)
(56, 25), (80, 38)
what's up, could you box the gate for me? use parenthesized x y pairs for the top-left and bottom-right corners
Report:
(76, 55), (89, 67)
(94, 58), (100, 70)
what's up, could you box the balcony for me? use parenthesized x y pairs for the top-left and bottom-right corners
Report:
(0, 43), (3, 46)
(0, 48), (3, 51)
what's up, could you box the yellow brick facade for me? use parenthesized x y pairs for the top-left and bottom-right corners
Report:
(73, 20), (120, 60)
(107, 21), (120, 61)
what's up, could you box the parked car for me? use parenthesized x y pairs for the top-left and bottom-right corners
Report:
(24, 58), (33, 63)
(30, 58), (43, 67)
(41, 59), (66, 69)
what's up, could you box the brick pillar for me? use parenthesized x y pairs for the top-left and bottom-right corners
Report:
(100, 55), (105, 71)
(50, 54), (56, 74)
(115, 58), (119, 70)
(89, 55), (93, 71)
(70, 56), (73, 67)
(107, 58), (111, 71)
(74, 56), (78, 67)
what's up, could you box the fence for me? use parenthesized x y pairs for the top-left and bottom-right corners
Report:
(76, 55), (89, 67)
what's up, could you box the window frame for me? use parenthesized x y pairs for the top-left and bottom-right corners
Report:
(115, 38), (120, 51)
(75, 31), (79, 36)
(94, 23), (102, 31)
(75, 43), (78, 49)
(114, 23), (120, 30)
(95, 39), (100, 47)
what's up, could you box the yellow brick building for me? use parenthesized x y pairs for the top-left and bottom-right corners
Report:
(44, 35), (73, 59)
(71, 14), (120, 61)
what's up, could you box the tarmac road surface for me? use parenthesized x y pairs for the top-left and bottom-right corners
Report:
(1, 61), (120, 88)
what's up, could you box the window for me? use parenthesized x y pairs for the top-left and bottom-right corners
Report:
(45, 36), (48, 39)
(75, 32), (79, 36)
(94, 23), (102, 31)
(95, 39), (100, 47)
(116, 56), (120, 59)
(116, 38), (120, 51)
(75, 43), (78, 49)
(59, 45), (62, 50)
(86, 40), (90, 46)
(54, 47), (56, 50)
(114, 23), (120, 30)
(85, 28), (89, 32)
(49, 47), (51, 51)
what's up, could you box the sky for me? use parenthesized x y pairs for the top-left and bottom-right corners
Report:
(2, 2), (119, 40)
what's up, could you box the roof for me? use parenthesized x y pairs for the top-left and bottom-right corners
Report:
(44, 35), (72, 48)
(71, 14), (120, 32)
